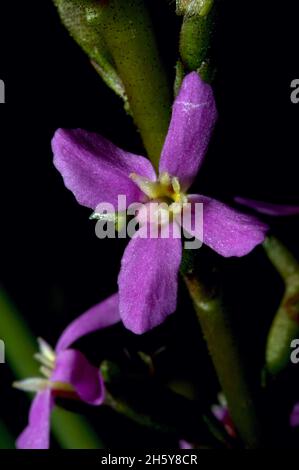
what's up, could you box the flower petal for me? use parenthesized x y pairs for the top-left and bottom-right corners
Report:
(211, 404), (227, 423)
(56, 294), (120, 353)
(179, 440), (194, 449)
(185, 195), (268, 257)
(16, 390), (53, 449)
(235, 197), (299, 217)
(118, 224), (182, 334)
(290, 403), (299, 427)
(159, 72), (217, 189)
(52, 128), (156, 209)
(52, 349), (104, 405)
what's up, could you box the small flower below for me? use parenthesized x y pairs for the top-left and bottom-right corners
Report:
(52, 72), (268, 334)
(14, 294), (120, 449)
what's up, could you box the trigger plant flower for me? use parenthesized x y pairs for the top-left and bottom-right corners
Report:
(14, 294), (120, 449)
(52, 72), (268, 335)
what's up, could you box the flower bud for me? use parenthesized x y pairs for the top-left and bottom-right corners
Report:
(176, 0), (214, 17)
(53, 1), (128, 105)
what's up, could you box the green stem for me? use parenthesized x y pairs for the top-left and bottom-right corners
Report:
(179, 1), (215, 82)
(101, 0), (171, 167)
(183, 272), (262, 448)
(0, 288), (103, 448)
(265, 292), (299, 375)
(263, 236), (299, 281)
(176, 1), (214, 17)
(263, 236), (299, 375)
(0, 288), (37, 378)
(52, 1), (129, 108)
(52, 408), (103, 449)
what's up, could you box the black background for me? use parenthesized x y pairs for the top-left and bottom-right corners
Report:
(0, 0), (299, 448)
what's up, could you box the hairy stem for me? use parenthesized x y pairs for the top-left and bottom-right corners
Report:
(178, 0), (215, 82)
(52, 0), (129, 107)
(183, 271), (262, 448)
(263, 236), (299, 374)
(101, 0), (171, 167)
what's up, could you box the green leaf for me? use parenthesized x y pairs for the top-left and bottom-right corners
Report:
(52, 0), (129, 108)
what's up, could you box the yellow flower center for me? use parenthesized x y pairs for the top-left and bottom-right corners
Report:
(130, 172), (188, 222)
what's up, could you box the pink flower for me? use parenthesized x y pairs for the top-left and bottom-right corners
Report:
(52, 72), (268, 334)
(14, 294), (120, 449)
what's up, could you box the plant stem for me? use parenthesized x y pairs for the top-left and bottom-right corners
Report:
(52, 407), (103, 449)
(180, 13), (213, 71)
(178, 1), (215, 82)
(263, 236), (299, 281)
(176, 0), (214, 17)
(183, 271), (262, 448)
(101, 0), (171, 168)
(52, 1), (129, 108)
(263, 236), (299, 374)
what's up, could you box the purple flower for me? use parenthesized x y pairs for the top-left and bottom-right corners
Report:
(52, 72), (268, 334)
(290, 402), (299, 428)
(235, 197), (299, 217)
(14, 294), (120, 449)
(179, 439), (194, 449)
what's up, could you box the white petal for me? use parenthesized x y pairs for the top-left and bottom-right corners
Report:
(37, 338), (56, 362)
(13, 378), (50, 392)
